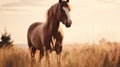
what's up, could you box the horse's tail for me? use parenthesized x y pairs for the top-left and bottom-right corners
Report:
(27, 34), (32, 48)
(27, 22), (42, 48)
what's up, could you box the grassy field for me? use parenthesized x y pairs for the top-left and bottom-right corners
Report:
(0, 40), (120, 67)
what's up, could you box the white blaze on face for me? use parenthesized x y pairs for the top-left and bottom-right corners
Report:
(63, 7), (70, 21)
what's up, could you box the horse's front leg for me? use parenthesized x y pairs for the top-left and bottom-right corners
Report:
(55, 43), (62, 67)
(54, 31), (63, 66)
(57, 53), (61, 66)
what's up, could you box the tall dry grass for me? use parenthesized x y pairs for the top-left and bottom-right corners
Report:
(0, 41), (120, 67)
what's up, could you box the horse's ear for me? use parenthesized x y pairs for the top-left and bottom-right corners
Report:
(67, 0), (69, 2)
(59, 0), (62, 3)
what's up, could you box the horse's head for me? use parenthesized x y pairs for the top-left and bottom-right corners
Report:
(58, 0), (72, 28)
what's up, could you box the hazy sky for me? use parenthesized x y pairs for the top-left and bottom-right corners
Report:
(0, 0), (120, 44)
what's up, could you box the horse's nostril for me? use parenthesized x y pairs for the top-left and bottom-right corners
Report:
(66, 22), (71, 27)
(65, 20), (72, 28)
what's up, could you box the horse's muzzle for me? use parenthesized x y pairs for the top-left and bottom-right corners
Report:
(65, 20), (72, 28)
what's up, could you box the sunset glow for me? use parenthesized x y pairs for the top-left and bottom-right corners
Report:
(0, 0), (120, 44)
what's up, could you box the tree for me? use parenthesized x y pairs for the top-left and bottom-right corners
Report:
(0, 31), (13, 48)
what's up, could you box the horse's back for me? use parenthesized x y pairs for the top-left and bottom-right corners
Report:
(28, 22), (42, 34)
(27, 22), (42, 48)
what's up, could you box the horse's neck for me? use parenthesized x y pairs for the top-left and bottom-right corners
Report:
(52, 20), (60, 34)
(44, 3), (60, 35)
(45, 20), (60, 35)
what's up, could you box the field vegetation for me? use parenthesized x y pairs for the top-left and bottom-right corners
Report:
(0, 39), (120, 67)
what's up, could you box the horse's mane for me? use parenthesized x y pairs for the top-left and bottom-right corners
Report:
(44, 3), (61, 34)
(46, 3), (60, 24)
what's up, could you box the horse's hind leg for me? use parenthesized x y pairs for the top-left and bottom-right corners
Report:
(30, 46), (36, 61)
(27, 34), (36, 61)
(46, 51), (50, 65)
(39, 47), (44, 62)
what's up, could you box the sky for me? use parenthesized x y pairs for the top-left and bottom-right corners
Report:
(0, 0), (120, 45)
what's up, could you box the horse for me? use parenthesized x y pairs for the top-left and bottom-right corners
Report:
(27, 0), (72, 65)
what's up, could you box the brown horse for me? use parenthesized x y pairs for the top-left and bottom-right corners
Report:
(27, 0), (72, 64)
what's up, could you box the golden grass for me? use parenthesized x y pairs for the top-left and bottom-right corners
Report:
(0, 41), (120, 67)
